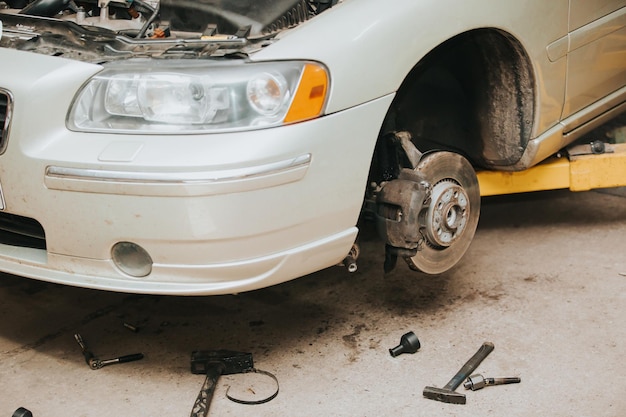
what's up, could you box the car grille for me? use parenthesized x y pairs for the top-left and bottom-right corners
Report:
(0, 89), (12, 155)
(0, 212), (47, 250)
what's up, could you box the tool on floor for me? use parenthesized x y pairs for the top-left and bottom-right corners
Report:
(74, 333), (95, 365)
(423, 341), (494, 404)
(11, 408), (32, 417)
(189, 350), (279, 416)
(89, 353), (145, 369)
(463, 374), (521, 391)
(389, 331), (421, 357)
(190, 350), (253, 416)
(123, 322), (139, 332)
(74, 333), (144, 370)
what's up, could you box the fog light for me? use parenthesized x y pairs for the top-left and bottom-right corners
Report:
(112, 242), (153, 277)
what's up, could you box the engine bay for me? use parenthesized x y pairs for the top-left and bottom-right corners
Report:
(0, 0), (339, 61)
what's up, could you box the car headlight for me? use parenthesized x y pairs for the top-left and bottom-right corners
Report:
(67, 59), (329, 134)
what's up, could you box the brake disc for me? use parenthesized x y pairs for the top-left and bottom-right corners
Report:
(405, 151), (480, 274)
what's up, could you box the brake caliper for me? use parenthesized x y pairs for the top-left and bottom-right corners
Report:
(374, 131), (430, 272)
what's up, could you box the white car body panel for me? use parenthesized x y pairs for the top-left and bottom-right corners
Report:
(564, 5), (626, 116)
(0, 0), (624, 294)
(255, 0), (569, 135)
(0, 48), (394, 294)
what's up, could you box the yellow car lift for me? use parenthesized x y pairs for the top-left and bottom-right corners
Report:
(477, 142), (626, 196)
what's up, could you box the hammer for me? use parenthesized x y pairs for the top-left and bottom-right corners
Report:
(423, 342), (494, 404)
(189, 350), (254, 417)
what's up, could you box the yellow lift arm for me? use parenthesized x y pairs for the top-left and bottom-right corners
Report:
(477, 143), (626, 196)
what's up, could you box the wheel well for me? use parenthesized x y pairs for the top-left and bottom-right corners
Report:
(375, 29), (535, 175)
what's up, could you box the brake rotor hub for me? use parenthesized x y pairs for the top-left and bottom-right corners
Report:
(423, 180), (469, 248)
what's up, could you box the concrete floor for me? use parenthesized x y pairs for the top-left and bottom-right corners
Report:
(1, 185), (625, 416)
(2, 111), (626, 416)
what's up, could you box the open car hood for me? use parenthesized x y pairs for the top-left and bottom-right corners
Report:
(161, 0), (311, 37)
(0, 0), (338, 61)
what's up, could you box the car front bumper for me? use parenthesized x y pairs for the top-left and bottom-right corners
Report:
(0, 49), (394, 295)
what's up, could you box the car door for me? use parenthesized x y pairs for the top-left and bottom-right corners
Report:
(562, 0), (626, 121)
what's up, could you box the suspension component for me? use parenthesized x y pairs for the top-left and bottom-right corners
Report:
(375, 131), (429, 272)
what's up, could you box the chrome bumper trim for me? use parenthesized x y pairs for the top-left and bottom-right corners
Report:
(46, 154), (311, 184)
(44, 154), (312, 196)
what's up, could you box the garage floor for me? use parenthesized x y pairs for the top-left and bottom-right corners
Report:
(1, 186), (625, 416)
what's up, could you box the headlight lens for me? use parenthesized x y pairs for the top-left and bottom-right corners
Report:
(246, 72), (289, 116)
(68, 59), (329, 134)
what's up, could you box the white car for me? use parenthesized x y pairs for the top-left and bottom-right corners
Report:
(0, 0), (624, 294)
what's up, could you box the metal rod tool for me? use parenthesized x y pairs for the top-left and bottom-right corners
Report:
(463, 374), (521, 391)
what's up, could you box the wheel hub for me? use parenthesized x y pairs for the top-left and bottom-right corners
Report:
(423, 180), (469, 247)
(405, 151), (481, 275)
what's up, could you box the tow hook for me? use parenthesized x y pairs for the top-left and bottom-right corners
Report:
(339, 243), (360, 273)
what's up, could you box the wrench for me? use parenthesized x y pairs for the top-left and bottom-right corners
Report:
(74, 333), (143, 370)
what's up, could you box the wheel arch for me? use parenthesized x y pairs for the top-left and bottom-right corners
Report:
(375, 28), (536, 174)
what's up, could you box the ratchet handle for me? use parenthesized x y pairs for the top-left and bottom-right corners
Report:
(92, 353), (145, 369)
(117, 353), (144, 363)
